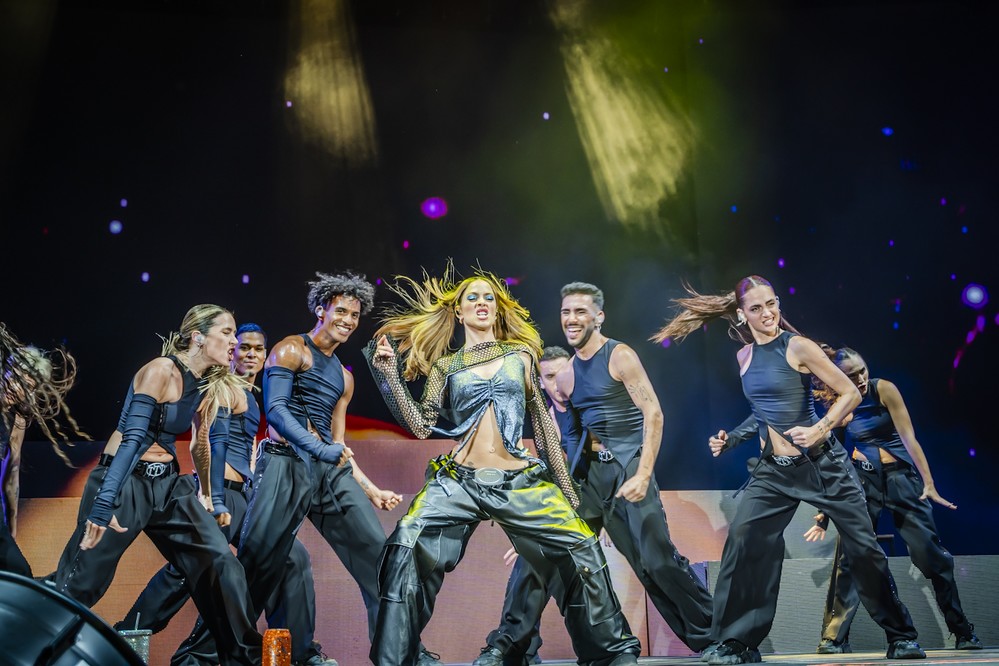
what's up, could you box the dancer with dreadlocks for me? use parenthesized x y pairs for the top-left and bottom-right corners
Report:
(49, 305), (262, 666)
(365, 265), (640, 666)
(1, 323), (84, 576)
(654, 276), (924, 664)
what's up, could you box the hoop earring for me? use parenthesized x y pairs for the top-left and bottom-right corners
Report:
(736, 314), (747, 326)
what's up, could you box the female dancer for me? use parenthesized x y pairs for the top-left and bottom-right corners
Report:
(805, 347), (980, 652)
(653, 276), (924, 664)
(50, 305), (261, 666)
(1, 324), (83, 576)
(365, 266), (640, 666)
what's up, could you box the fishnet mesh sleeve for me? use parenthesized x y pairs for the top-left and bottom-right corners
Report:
(527, 363), (579, 508)
(363, 338), (445, 438)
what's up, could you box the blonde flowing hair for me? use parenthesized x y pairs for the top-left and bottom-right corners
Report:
(1, 324), (88, 466)
(375, 263), (543, 380)
(651, 275), (799, 345)
(160, 304), (249, 429)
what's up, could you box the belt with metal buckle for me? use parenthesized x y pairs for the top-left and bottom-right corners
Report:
(99, 453), (178, 479)
(587, 449), (616, 462)
(854, 459), (876, 472)
(263, 439), (302, 460)
(472, 467), (505, 486)
(133, 459), (177, 479)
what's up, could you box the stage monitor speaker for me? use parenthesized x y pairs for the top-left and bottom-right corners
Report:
(0, 571), (145, 666)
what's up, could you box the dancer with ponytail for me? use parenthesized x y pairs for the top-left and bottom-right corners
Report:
(1, 324), (84, 576)
(653, 276), (924, 664)
(805, 347), (981, 653)
(51, 305), (261, 666)
(365, 265), (640, 666)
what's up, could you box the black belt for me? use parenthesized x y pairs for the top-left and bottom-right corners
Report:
(99, 453), (179, 479)
(263, 439), (302, 460)
(854, 459), (906, 473)
(587, 449), (616, 463)
(765, 440), (832, 468)
(224, 477), (251, 492)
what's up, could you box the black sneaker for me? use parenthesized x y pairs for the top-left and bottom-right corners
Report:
(607, 653), (638, 666)
(472, 646), (503, 666)
(956, 632), (983, 650)
(417, 648), (443, 665)
(707, 640), (762, 665)
(700, 642), (722, 662)
(885, 639), (925, 659)
(816, 639), (852, 654)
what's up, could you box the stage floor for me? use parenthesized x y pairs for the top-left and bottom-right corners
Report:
(444, 648), (999, 666)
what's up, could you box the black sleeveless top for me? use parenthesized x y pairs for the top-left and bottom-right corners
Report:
(567, 339), (644, 466)
(740, 331), (818, 456)
(846, 378), (915, 471)
(113, 355), (202, 458)
(215, 387), (258, 480)
(289, 334), (344, 444)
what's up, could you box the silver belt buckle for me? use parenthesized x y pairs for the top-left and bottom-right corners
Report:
(473, 467), (504, 486)
(859, 460), (876, 472)
(143, 461), (170, 478)
(597, 449), (615, 463)
(772, 455), (795, 467)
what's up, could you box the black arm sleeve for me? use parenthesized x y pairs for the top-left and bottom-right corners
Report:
(263, 366), (344, 464)
(88, 393), (157, 526)
(722, 413), (759, 453)
(209, 409), (232, 516)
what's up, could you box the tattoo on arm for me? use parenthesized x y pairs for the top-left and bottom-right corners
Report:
(626, 383), (652, 403)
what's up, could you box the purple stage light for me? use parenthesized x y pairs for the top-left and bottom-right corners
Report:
(698, 38), (704, 44)
(951, 274), (957, 280)
(788, 286), (796, 295)
(961, 283), (988, 309)
(542, 112), (550, 120)
(940, 197), (947, 206)
(663, 67), (669, 73)
(376, 278), (382, 285)
(893, 322), (899, 330)
(285, 100), (293, 108)
(109, 220), (123, 234)
(660, 338), (672, 348)
(402, 240), (410, 249)
(242, 274), (250, 284)
(777, 258), (785, 268)
(888, 239), (894, 247)
(881, 127), (894, 136)
(120, 198), (128, 208)
(420, 197), (448, 219)
(969, 448), (976, 457)
(995, 313), (999, 326)
(141, 272), (150, 283)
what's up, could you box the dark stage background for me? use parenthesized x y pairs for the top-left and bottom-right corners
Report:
(2, 0), (997, 554)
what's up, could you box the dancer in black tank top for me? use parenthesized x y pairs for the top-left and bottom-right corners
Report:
(48, 305), (262, 666)
(806, 347), (981, 652)
(655, 276), (924, 664)
(475, 282), (714, 666)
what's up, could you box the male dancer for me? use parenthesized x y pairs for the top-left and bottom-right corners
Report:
(119, 323), (332, 666)
(183, 273), (439, 666)
(476, 283), (713, 665)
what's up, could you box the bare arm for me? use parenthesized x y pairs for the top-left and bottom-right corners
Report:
(784, 337), (861, 448)
(609, 344), (663, 502)
(880, 380), (955, 509)
(3, 416), (27, 537)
